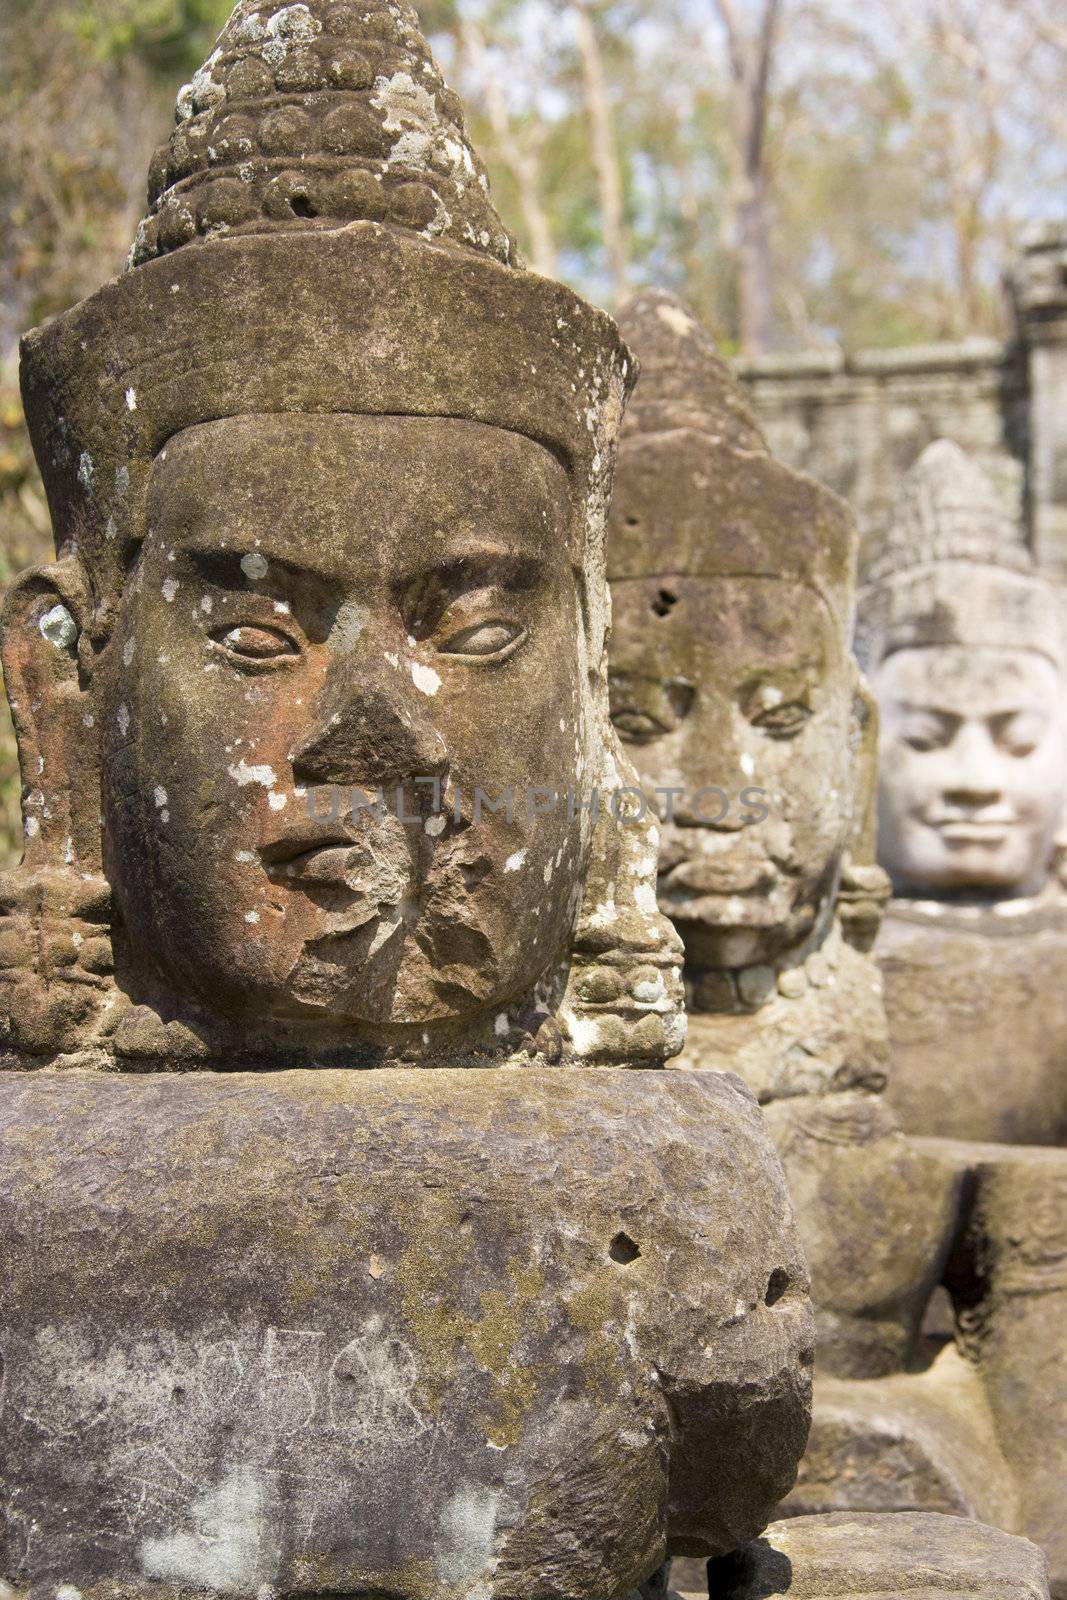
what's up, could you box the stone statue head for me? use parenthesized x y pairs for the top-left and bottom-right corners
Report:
(1, 0), (683, 1067)
(856, 441), (1067, 899)
(607, 292), (881, 982)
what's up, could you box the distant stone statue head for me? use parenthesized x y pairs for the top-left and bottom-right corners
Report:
(607, 292), (882, 987)
(1, 0), (682, 1067)
(856, 440), (1067, 900)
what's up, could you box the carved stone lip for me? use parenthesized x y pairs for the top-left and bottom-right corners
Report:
(932, 821), (1014, 845)
(259, 814), (378, 865)
(271, 844), (369, 884)
(260, 834), (356, 869)
(660, 857), (777, 895)
(260, 834), (393, 890)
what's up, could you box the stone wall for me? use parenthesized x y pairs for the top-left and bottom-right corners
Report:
(734, 227), (1067, 580)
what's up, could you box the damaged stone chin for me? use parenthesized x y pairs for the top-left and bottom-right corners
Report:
(285, 886), (507, 1026)
(274, 807), (515, 1026)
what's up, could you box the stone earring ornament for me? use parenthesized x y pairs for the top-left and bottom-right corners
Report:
(0, 557), (114, 1059)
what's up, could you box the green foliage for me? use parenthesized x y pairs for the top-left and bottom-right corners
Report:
(67, 0), (233, 77)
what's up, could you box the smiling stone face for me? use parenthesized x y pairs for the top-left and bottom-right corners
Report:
(610, 576), (852, 971)
(873, 645), (1067, 897)
(100, 413), (587, 1034)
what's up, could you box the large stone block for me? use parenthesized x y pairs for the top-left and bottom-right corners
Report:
(878, 904), (1067, 1145)
(709, 1513), (1050, 1600)
(0, 1066), (813, 1599)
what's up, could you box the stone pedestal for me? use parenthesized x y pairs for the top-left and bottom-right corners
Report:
(0, 1067), (813, 1600)
(784, 1347), (1017, 1528)
(742, 1139), (1067, 1598)
(708, 1513), (1050, 1600)
(877, 899), (1067, 1145)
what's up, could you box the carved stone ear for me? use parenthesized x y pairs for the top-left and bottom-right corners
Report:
(847, 665), (880, 870)
(839, 666), (891, 952)
(0, 558), (116, 1063)
(1, 556), (99, 875)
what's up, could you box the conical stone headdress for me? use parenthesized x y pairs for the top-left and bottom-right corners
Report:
(607, 290), (857, 640)
(856, 441), (1064, 672)
(20, 0), (632, 640)
(130, 0), (516, 267)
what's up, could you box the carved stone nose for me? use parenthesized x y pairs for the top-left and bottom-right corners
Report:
(672, 790), (747, 831)
(291, 671), (449, 792)
(943, 784), (1003, 810)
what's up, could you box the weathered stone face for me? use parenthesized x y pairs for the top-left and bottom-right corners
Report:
(607, 292), (868, 1000)
(103, 414), (587, 1029)
(610, 575), (852, 971)
(857, 440), (1067, 901)
(2, 0), (689, 1067)
(873, 644), (1066, 897)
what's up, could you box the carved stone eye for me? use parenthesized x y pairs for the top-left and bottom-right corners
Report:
(899, 715), (951, 753)
(439, 621), (524, 659)
(611, 709), (661, 744)
(214, 624), (298, 663)
(752, 702), (811, 739)
(996, 712), (1043, 758)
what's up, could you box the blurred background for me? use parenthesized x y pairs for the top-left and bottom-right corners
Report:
(1, 0), (1066, 864)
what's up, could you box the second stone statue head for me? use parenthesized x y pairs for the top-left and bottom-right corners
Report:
(607, 292), (879, 981)
(2, 0), (684, 1067)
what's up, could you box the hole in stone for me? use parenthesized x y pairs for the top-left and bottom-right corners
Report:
(765, 1267), (790, 1306)
(609, 1231), (641, 1264)
(625, 514), (640, 528)
(667, 680), (695, 721)
(651, 589), (677, 617)
(171, 1384), (187, 1404)
(289, 192), (317, 218)
(460, 858), (491, 891)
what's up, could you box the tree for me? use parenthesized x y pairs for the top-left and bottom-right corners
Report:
(711, 0), (784, 354)
(913, 0), (1013, 333)
(458, 12), (558, 276)
(571, 0), (630, 301)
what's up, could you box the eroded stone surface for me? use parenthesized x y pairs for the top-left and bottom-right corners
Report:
(783, 1346), (1018, 1528)
(0, 1067), (814, 1598)
(130, 0), (517, 268)
(877, 899), (1067, 1145)
(710, 1513), (1050, 1600)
